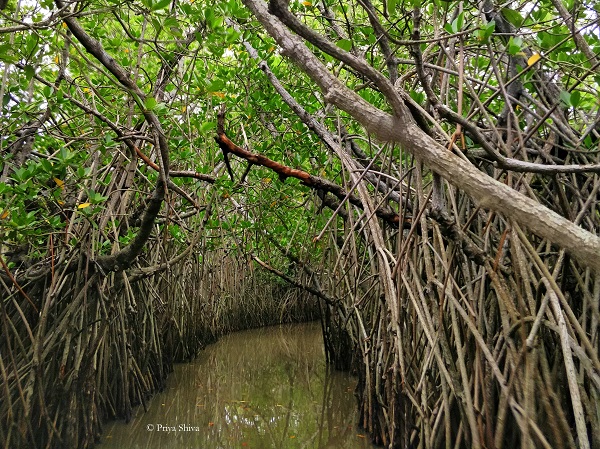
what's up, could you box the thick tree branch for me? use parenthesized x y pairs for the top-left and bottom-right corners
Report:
(242, 0), (600, 273)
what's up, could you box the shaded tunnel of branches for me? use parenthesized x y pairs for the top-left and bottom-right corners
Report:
(1, 0), (599, 448)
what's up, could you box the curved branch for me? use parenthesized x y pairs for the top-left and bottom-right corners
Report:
(54, 0), (170, 273)
(94, 181), (164, 273)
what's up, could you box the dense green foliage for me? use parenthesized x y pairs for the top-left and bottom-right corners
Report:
(0, 1), (329, 265)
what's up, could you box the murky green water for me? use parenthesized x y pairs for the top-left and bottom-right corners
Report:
(97, 322), (376, 449)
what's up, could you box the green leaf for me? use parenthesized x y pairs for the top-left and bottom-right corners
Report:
(336, 39), (352, 52)
(40, 160), (53, 174)
(452, 12), (465, 33)
(151, 0), (171, 11)
(501, 8), (523, 28)
(569, 91), (580, 107)
(0, 44), (17, 63)
(24, 65), (35, 81)
(205, 9), (215, 28)
(200, 121), (216, 133)
(144, 96), (157, 110)
(180, 3), (191, 14)
(484, 21), (495, 37)
(507, 36), (523, 55)
(410, 90), (425, 104)
(163, 17), (178, 28)
(168, 26), (183, 38)
(89, 189), (108, 203)
(207, 79), (225, 92)
(539, 31), (563, 50)
(226, 29), (240, 44)
(559, 90), (571, 107)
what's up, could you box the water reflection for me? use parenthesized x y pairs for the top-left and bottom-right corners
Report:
(98, 322), (376, 449)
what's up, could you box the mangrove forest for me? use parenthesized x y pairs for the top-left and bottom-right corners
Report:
(1, 0), (599, 447)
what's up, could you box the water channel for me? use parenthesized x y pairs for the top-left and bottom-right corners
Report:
(97, 322), (377, 449)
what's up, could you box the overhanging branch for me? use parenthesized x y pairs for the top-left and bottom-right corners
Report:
(215, 109), (403, 227)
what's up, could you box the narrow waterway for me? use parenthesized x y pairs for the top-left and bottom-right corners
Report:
(98, 322), (377, 449)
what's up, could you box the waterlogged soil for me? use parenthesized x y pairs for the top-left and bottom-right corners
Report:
(97, 322), (377, 449)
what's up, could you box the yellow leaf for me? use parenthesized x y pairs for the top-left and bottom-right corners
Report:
(527, 53), (541, 66)
(0, 210), (9, 220)
(302, 1), (312, 5)
(53, 177), (65, 188)
(77, 203), (91, 209)
(58, 200), (65, 205)
(54, 55), (60, 64)
(211, 92), (226, 99)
